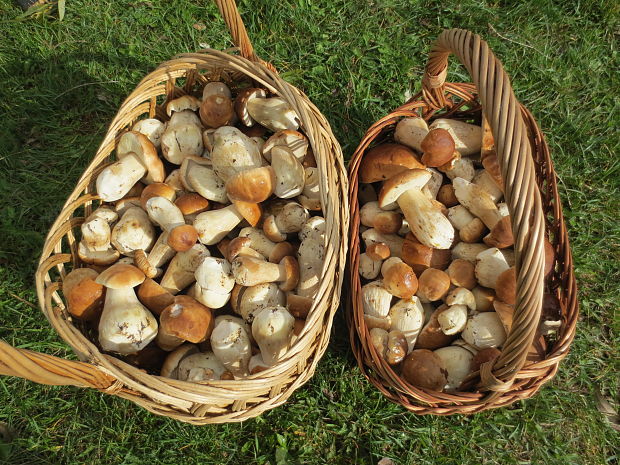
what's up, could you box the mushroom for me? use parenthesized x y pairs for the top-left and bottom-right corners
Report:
(252, 306), (295, 365)
(95, 264), (157, 354)
(145, 196), (198, 252)
(115, 198), (142, 217)
(453, 177), (503, 230)
(231, 256), (299, 292)
(245, 97), (300, 132)
(194, 205), (244, 245)
(417, 268), (451, 302)
(199, 94), (234, 128)
(161, 112), (204, 165)
(359, 143), (425, 183)
(262, 201), (309, 242)
(203, 81), (232, 100)
(483, 215), (514, 249)
(62, 268), (105, 321)
(441, 156), (475, 182)
(428, 119), (481, 155)
(447, 259), (477, 290)
(111, 206), (156, 257)
(210, 319), (252, 377)
(182, 158), (228, 203)
(295, 220), (325, 298)
(214, 315), (253, 344)
(271, 146), (305, 199)
(394, 117), (430, 153)
(78, 212), (120, 266)
(234, 88), (267, 126)
(362, 229), (404, 259)
(451, 242), (490, 263)
(358, 184), (378, 205)
(262, 130), (308, 162)
(359, 253), (382, 280)
(177, 351), (232, 382)
(298, 167), (321, 211)
(165, 169), (185, 194)
(140, 183), (177, 210)
(210, 126), (264, 182)
(388, 297), (425, 351)
(145, 231), (176, 272)
(194, 256), (235, 309)
(379, 169), (454, 249)
(420, 128), (456, 167)
(493, 300), (515, 333)
(226, 237), (265, 261)
(225, 166), (275, 204)
(175, 193), (210, 223)
(422, 168), (444, 200)
(436, 184), (458, 207)
(495, 267), (516, 305)
(471, 347), (501, 372)
(132, 118), (165, 149)
(238, 227), (295, 263)
(248, 353), (270, 375)
(286, 293), (314, 320)
(461, 312), (507, 349)
(415, 306), (457, 349)
(361, 281), (393, 318)
(459, 217), (486, 243)
(434, 346), (474, 390)
(166, 95), (201, 116)
(160, 243), (210, 294)
(445, 287), (476, 311)
(156, 295), (214, 351)
(380, 257), (418, 299)
(473, 169), (503, 203)
(161, 344), (199, 379)
(401, 233), (450, 274)
(136, 278), (174, 315)
(472, 286), (496, 312)
(133, 248), (158, 278)
(447, 205), (475, 231)
(401, 349), (448, 391)
(96, 131), (165, 201)
(233, 283), (286, 323)
(437, 304), (468, 335)
(475, 247), (510, 289)
(360, 202), (402, 235)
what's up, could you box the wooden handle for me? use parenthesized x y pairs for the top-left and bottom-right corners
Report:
(423, 29), (546, 392)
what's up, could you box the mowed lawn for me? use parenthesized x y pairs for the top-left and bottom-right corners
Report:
(0, 0), (618, 464)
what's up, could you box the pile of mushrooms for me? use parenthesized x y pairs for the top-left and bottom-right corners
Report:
(357, 116), (559, 392)
(63, 82), (326, 381)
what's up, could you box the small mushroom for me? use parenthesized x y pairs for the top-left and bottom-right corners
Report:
(295, 221), (325, 298)
(203, 81), (232, 100)
(271, 146), (305, 199)
(461, 312), (507, 349)
(360, 202), (403, 235)
(420, 128), (456, 167)
(445, 287), (476, 311)
(156, 295), (214, 351)
(359, 253), (382, 280)
(226, 237), (265, 261)
(78, 212), (120, 266)
(472, 286), (496, 312)
(262, 201), (309, 242)
(165, 169), (185, 194)
(417, 268), (451, 302)
(428, 119), (482, 156)
(96, 264), (157, 354)
(177, 351), (232, 382)
(394, 117), (430, 153)
(379, 169), (454, 249)
(385, 330), (409, 364)
(62, 268), (105, 321)
(447, 205), (475, 231)
(437, 304), (468, 335)
(447, 259), (477, 290)
(111, 206), (156, 257)
(361, 281), (393, 318)
(388, 297), (425, 351)
(145, 196), (198, 252)
(161, 343), (199, 379)
(434, 346), (474, 390)
(132, 118), (165, 149)
(459, 217), (486, 243)
(262, 130), (308, 162)
(234, 88), (267, 126)
(475, 247), (511, 289)
(436, 184), (459, 207)
(160, 243), (210, 294)
(175, 193), (210, 223)
(252, 306), (295, 365)
(381, 257), (418, 299)
(234, 283), (286, 323)
(210, 126), (264, 182)
(194, 205), (244, 245)
(401, 349), (448, 391)
(231, 256), (300, 292)
(359, 143), (425, 183)
(96, 131), (165, 201)
(145, 231), (176, 272)
(451, 242), (490, 263)
(298, 167), (321, 211)
(441, 156), (475, 182)
(210, 319), (252, 377)
(133, 248), (158, 278)
(453, 177), (503, 230)
(199, 94), (234, 128)
(136, 278), (174, 315)
(161, 112), (204, 165)
(194, 256), (235, 309)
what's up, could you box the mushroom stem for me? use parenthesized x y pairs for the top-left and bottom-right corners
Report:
(397, 189), (454, 249)
(96, 153), (146, 202)
(252, 306), (295, 365)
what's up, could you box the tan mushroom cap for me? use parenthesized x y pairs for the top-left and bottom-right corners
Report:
(63, 268), (105, 321)
(484, 215), (514, 248)
(401, 233), (450, 274)
(226, 237), (264, 262)
(286, 293), (313, 319)
(366, 242), (390, 261)
(235, 88), (267, 126)
(167, 224), (199, 252)
(117, 131), (164, 184)
(269, 241), (294, 264)
(401, 349), (448, 391)
(382, 259), (418, 299)
(378, 168), (432, 208)
(160, 295), (214, 344)
(436, 184), (458, 207)
(95, 263), (145, 289)
(418, 268), (451, 301)
(175, 193), (210, 216)
(385, 330), (408, 365)
(140, 183), (176, 210)
(415, 305), (457, 349)
(359, 144), (425, 183)
(226, 166), (275, 203)
(447, 259), (477, 290)
(472, 286), (496, 312)
(137, 278), (174, 316)
(160, 343), (199, 378)
(278, 256), (300, 292)
(420, 128), (456, 167)
(199, 94), (234, 128)
(495, 266), (517, 305)
(231, 199), (263, 227)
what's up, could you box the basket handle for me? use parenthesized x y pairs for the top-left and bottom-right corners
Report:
(0, 340), (116, 390)
(214, 0), (277, 72)
(422, 29), (546, 393)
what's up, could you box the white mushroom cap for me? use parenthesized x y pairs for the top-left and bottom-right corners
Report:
(473, 169), (503, 203)
(475, 247), (510, 289)
(210, 126), (263, 182)
(445, 287), (476, 311)
(111, 207), (156, 257)
(235, 283), (285, 323)
(462, 312), (507, 349)
(166, 95), (201, 116)
(195, 257), (234, 296)
(271, 146), (305, 199)
(78, 215), (119, 266)
(210, 319), (252, 377)
(434, 346), (474, 390)
(388, 297), (425, 351)
(132, 118), (165, 149)
(251, 305), (295, 365)
(429, 119), (482, 156)
(362, 281), (393, 318)
(359, 253), (382, 280)
(168, 109), (202, 129)
(177, 351), (230, 382)
(451, 242), (490, 263)
(437, 304), (468, 335)
(453, 177), (502, 229)
(161, 123), (204, 165)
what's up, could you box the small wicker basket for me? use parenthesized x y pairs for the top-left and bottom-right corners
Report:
(346, 29), (578, 414)
(0, 0), (348, 424)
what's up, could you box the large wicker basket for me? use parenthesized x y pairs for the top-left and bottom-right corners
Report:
(347, 29), (578, 414)
(0, 0), (348, 424)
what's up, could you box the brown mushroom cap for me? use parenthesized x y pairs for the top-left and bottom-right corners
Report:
(415, 306), (457, 349)
(471, 347), (501, 372)
(447, 259), (477, 290)
(366, 242), (391, 261)
(225, 166), (275, 203)
(160, 343), (199, 378)
(63, 268), (105, 321)
(160, 295), (214, 344)
(278, 256), (300, 292)
(231, 200), (263, 227)
(495, 266), (517, 305)
(401, 233), (450, 274)
(418, 268), (451, 301)
(436, 184), (459, 207)
(401, 349), (448, 391)
(484, 215), (514, 248)
(385, 330), (408, 365)
(140, 183), (176, 210)
(287, 293), (313, 319)
(235, 88), (267, 126)
(492, 300), (514, 333)
(95, 263), (145, 289)
(472, 286), (496, 312)
(481, 151), (504, 190)
(382, 260), (418, 299)
(175, 193), (210, 216)
(239, 124), (268, 138)
(117, 131), (165, 184)
(269, 241), (294, 264)
(137, 278), (175, 315)
(167, 224), (199, 252)
(199, 94), (234, 128)
(420, 128), (456, 167)
(359, 144), (425, 183)
(125, 344), (167, 373)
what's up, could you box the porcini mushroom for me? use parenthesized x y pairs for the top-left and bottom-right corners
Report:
(362, 281), (393, 318)
(160, 243), (210, 294)
(161, 112), (204, 165)
(252, 305), (295, 365)
(132, 118), (165, 149)
(271, 146), (305, 199)
(246, 97), (300, 132)
(262, 130), (308, 162)
(381, 257), (418, 299)
(157, 295), (214, 351)
(420, 128), (456, 167)
(453, 177), (503, 230)
(447, 259), (477, 290)
(78, 212), (120, 266)
(210, 126), (264, 182)
(225, 166), (275, 203)
(238, 227), (295, 263)
(437, 304), (468, 335)
(262, 201), (309, 242)
(177, 351), (232, 382)
(234, 283), (286, 323)
(231, 256), (299, 292)
(429, 119), (481, 155)
(210, 319), (252, 377)
(194, 256), (235, 309)
(183, 159), (228, 203)
(417, 268), (451, 302)
(110, 206), (156, 257)
(475, 247), (510, 289)
(394, 117), (429, 153)
(298, 166), (321, 211)
(434, 346), (474, 390)
(199, 94), (234, 128)
(388, 297), (425, 351)
(360, 202), (403, 235)
(194, 205), (244, 245)
(62, 268), (105, 321)
(359, 143), (424, 183)
(462, 312), (507, 349)
(401, 349), (448, 391)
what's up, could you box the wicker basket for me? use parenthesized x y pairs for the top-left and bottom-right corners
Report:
(346, 29), (578, 414)
(0, 0), (348, 424)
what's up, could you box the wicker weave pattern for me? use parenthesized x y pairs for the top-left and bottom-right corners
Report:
(0, 0), (348, 424)
(346, 29), (578, 414)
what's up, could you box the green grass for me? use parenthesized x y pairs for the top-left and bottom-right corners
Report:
(0, 0), (618, 463)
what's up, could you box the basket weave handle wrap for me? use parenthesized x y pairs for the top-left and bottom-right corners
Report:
(214, 0), (277, 72)
(423, 29), (546, 392)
